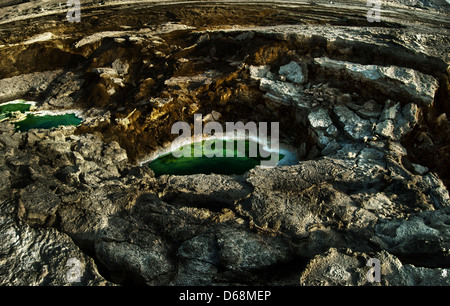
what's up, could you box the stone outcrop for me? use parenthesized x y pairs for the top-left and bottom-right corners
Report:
(313, 57), (439, 106)
(299, 248), (450, 286)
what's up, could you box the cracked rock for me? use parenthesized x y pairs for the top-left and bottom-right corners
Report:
(314, 57), (439, 106)
(333, 104), (374, 141)
(279, 61), (305, 84)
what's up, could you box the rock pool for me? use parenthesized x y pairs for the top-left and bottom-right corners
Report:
(147, 139), (297, 176)
(13, 113), (83, 132)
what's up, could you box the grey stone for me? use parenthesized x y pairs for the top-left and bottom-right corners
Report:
(333, 105), (374, 141)
(279, 61), (305, 84)
(325, 124), (339, 137)
(412, 163), (429, 175)
(249, 65), (271, 81)
(0, 200), (111, 286)
(0, 4), (449, 287)
(314, 57), (438, 106)
(94, 238), (174, 285)
(111, 59), (129, 76)
(235, 31), (255, 41)
(216, 227), (293, 272)
(0, 70), (63, 103)
(376, 101), (420, 140)
(356, 100), (383, 118)
(259, 78), (302, 106)
(300, 248), (450, 286)
(308, 108), (333, 129)
(375, 119), (395, 139)
(321, 139), (341, 156)
(372, 207), (450, 258)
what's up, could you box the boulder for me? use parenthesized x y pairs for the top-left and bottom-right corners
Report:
(371, 207), (450, 263)
(299, 248), (450, 286)
(307, 108), (333, 130)
(333, 104), (374, 141)
(0, 199), (111, 286)
(249, 65), (271, 81)
(314, 57), (438, 106)
(259, 78), (302, 106)
(279, 61), (305, 84)
(375, 101), (420, 140)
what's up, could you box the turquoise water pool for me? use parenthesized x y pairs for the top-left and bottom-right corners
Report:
(147, 139), (287, 176)
(0, 102), (32, 114)
(13, 113), (83, 132)
(1, 100), (82, 132)
(0, 100), (34, 121)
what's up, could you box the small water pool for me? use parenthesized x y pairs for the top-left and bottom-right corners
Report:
(147, 139), (296, 176)
(1, 100), (83, 132)
(0, 102), (32, 114)
(0, 100), (35, 121)
(13, 113), (83, 132)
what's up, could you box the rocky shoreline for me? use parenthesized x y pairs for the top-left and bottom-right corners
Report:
(0, 0), (449, 286)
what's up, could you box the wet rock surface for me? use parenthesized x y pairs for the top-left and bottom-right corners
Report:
(0, 0), (449, 286)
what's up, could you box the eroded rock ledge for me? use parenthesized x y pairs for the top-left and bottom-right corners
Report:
(0, 0), (449, 286)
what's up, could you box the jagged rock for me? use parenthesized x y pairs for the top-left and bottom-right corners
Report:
(0, 70), (63, 103)
(300, 248), (361, 286)
(111, 59), (129, 77)
(164, 70), (217, 90)
(259, 78), (302, 106)
(356, 100), (383, 119)
(361, 192), (392, 212)
(249, 65), (271, 81)
(422, 172), (450, 208)
(321, 139), (340, 156)
(314, 57), (439, 106)
(315, 130), (331, 148)
(92, 67), (118, 77)
(159, 174), (252, 213)
(402, 103), (420, 126)
(412, 163), (429, 175)
(430, 186), (450, 208)
(371, 207), (450, 263)
(325, 124), (339, 137)
(375, 101), (420, 140)
(94, 238), (174, 285)
(174, 232), (219, 285)
(279, 61), (305, 84)
(42, 71), (84, 108)
(236, 164), (379, 258)
(235, 31), (255, 41)
(0, 199), (111, 286)
(216, 226), (293, 271)
(307, 108), (333, 130)
(379, 66), (438, 106)
(299, 248), (450, 286)
(18, 182), (61, 227)
(375, 119), (395, 139)
(333, 104), (374, 141)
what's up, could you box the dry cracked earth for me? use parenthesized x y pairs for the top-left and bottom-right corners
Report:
(0, 0), (449, 286)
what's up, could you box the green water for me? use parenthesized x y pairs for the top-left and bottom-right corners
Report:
(148, 139), (285, 176)
(0, 103), (32, 114)
(0, 102), (32, 121)
(14, 113), (82, 132)
(1, 101), (82, 131)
